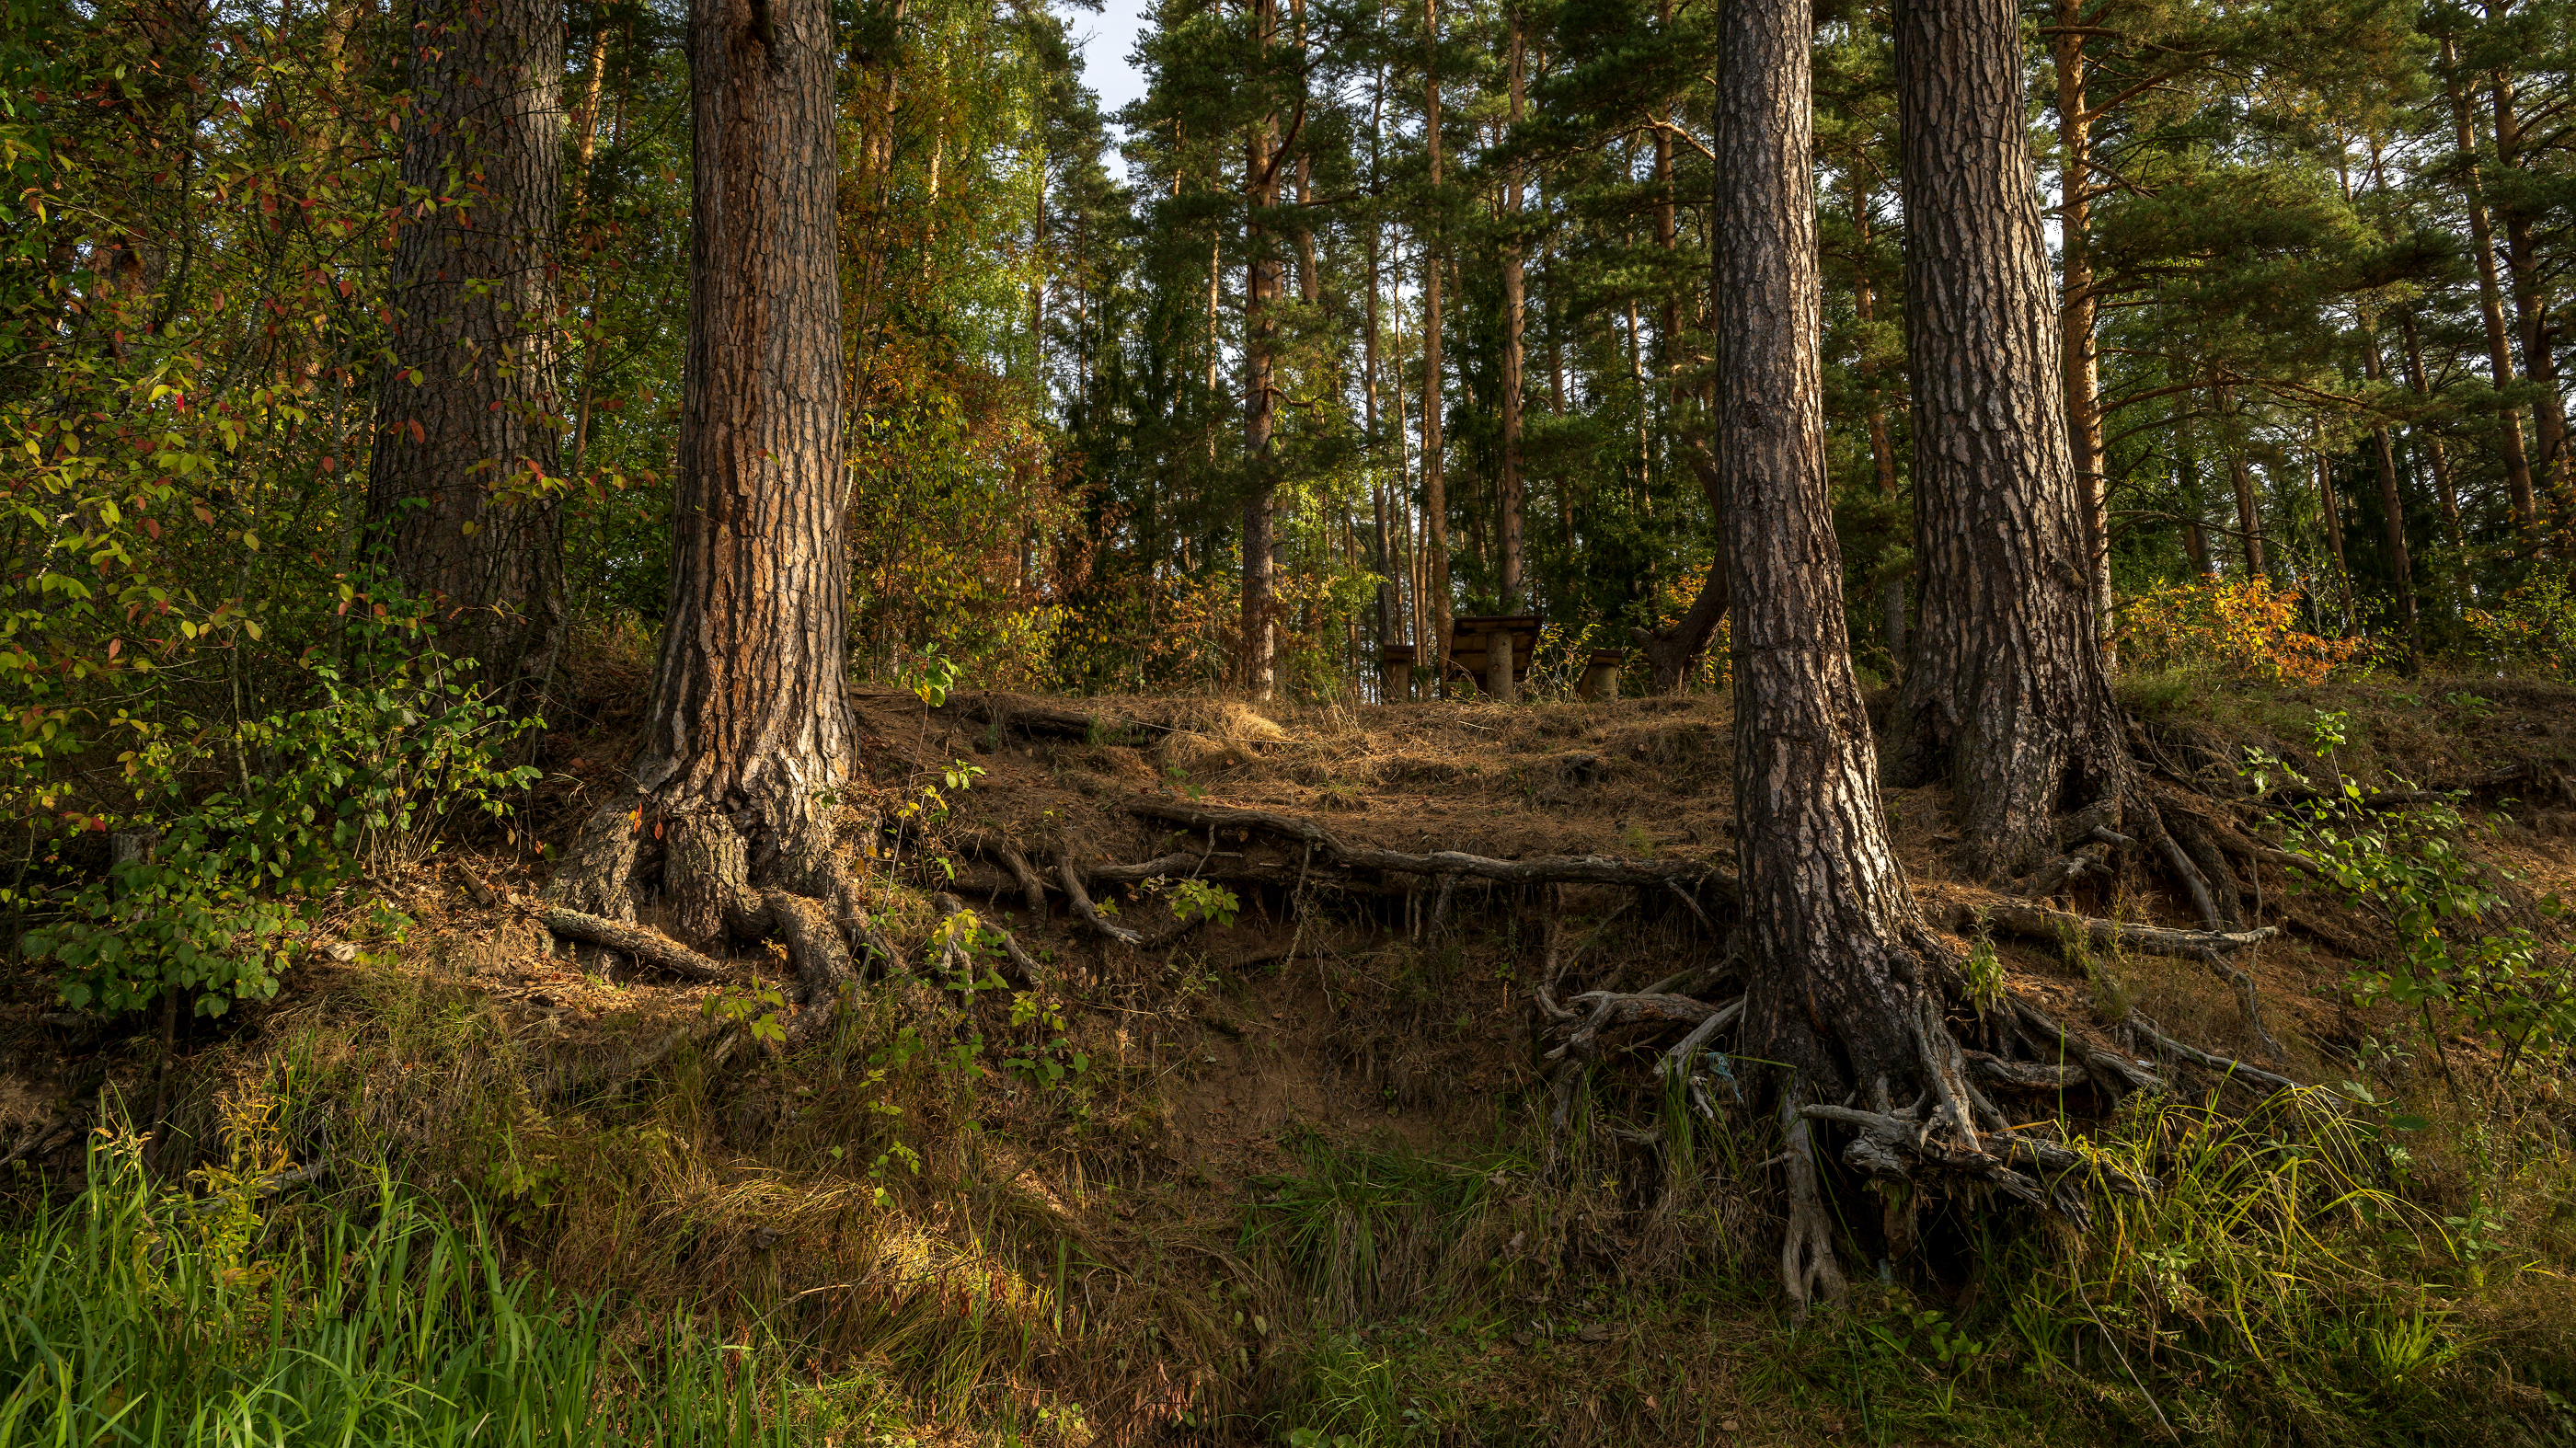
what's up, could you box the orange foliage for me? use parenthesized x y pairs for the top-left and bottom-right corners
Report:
(2117, 578), (2368, 685)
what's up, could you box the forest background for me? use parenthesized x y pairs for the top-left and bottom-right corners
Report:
(0, 0), (2560, 1057)
(11, 0), (2576, 785)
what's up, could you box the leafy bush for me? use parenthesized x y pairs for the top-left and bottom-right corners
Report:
(2465, 566), (2576, 675)
(2118, 578), (2370, 685)
(11, 607), (538, 1018)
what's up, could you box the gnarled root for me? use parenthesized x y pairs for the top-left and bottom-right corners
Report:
(1778, 1086), (1849, 1318)
(2125, 1011), (2303, 1096)
(1972, 901), (2275, 959)
(539, 908), (738, 983)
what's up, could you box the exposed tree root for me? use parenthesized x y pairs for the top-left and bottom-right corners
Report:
(540, 908), (740, 983)
(1054, 852), (1145, 946)
(2124, 1011), (2303, 1096)
(1777, 1086), (1849, 1318)
(2009, 999), (2168, 1099)
(1972, 901), (2276, 959)
(934, 891), (1047, 984)
(1126, 799), (1737, 900)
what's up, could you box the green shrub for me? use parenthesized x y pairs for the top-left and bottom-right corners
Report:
(11, 603), (538, 1017)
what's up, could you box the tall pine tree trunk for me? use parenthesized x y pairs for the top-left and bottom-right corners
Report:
(1242, 0), (1282, 700)
(1420, 0), (1451, 689)
(2401, 313), (2467, 544)
(2444, 38), (2539, 534)
(2050, 9), (2114, 664)
(1885, 0), (2125, 879)
(2362, 329), (2420, 662)
(548, 0), (859, 948)
(368, 0), (564, 695)
(1713, 0), (1965, 1311)
(1498, 8), (1527, 613)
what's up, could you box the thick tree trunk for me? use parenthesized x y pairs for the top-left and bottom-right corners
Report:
(1713, 0), (1966, 1311)
(367, 0), (564, 695)
(549, 0), (858, 935)
(1499, 10), (1527, 613)
(1885, 0), (2126, 879)
(2444, 39), (2539, 535)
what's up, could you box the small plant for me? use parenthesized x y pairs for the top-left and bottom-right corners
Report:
(704, 982), (790, 1045)
(1169, 877), (1241, 929)
(2254, 711), (2572, 1076)
(901, 648), (960, 707)
(1962, 924), (2006, 1014)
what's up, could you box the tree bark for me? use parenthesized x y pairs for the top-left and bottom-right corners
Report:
(2310, 418), (2352, 617)
(1885, 0), (2126, 879)
(2490, 64), (2569, 475)
(1715, 0), (1968, 1313)
(548, 0), (858, 931)
(2400, 312), (2466, 545)
(367, 0), (565, 695)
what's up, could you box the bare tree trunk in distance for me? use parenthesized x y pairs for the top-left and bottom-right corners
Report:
(547, 0), (861, 958)
(2050, 5), (2115, 665)
(1853, 174), (1905, 669)
(1713, 0), (1969, 1313)
(1241, 0), (1282, 700)
(368, 0), (564, 695)
(1420, 0), (1452, 690)
(2362, 328), (2421, 662)
(1884, 0), (2126, 880)
(1632, 456), (1729, 691)
(1498, 7), (1527, 612)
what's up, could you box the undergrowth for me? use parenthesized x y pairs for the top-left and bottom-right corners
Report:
(0, 1129), (804, 1446)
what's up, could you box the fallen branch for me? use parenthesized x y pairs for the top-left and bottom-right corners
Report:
(540, 909), (740, 983)
(1975, 901), (2275, 959)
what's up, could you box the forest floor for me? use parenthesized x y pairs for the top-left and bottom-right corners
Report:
(9, 649), (2576, 1444)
